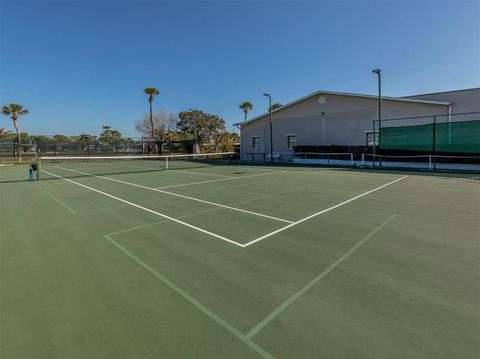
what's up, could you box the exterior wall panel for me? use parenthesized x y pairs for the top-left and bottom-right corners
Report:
(239, 93), (449, 160)
(407, 88), (480, 114)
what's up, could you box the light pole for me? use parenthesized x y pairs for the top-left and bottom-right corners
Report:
(188, 108), (198, 154)
(263, 93), (273, 162)
(372, 68), (382, 167)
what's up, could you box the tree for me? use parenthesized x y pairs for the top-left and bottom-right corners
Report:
(214, 130), (240, 152)
(0, 128), (11, 138)
(99, 125), (122, 143)
(177, 109), (226, 152)
(122, 137), (135, 144)
(30, 135), (51, 142)
(144, 87), (160, 152)
(78, 133), (97, 142)
(239, 101), (253, 122)
(135, 109), (176, 154)
(52, 134), (69, 142)
(1, 103), (29, 162)
(270, 103), (283, 111)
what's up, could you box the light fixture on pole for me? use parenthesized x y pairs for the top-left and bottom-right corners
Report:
(263, 93), (273, 162)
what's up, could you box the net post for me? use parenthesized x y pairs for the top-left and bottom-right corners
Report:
(429, 155), (432, 170)
(166, 157), (169, 170)
(350, 153), (354, 167)
(361, 153), (365, 167)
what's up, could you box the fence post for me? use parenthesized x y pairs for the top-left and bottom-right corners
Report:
(433, 115), (436, 172)
(372, 120), (376, 169)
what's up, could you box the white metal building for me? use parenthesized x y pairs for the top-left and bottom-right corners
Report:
(234, 88), (480, 164)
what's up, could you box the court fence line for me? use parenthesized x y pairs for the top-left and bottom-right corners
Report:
(242, 152), (480, 173)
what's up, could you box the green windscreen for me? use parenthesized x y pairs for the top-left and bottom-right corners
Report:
(380, 120), (480, 153)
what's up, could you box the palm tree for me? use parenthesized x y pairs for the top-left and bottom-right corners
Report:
(239, 101), (253, 122)
(144, 87), (160, 153)
(270, 102), (283, 111)
(1, 103), (28, 162)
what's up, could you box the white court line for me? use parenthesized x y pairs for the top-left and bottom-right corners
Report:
(245, 213), (398, 339)
(106, 219), (171, 237)
(242, 175), (408, 247)
(38, 185), (77, 214)
(105, 179), (334, 238)
(156, 170), (285, 190)
(54, 166), (294, 224)
(172, 169), (234, 178)
(39, 184), (180, 216)
(103, 234), (274, 359)
(284, 169), (397, 180)
(41, 169), (244, 247)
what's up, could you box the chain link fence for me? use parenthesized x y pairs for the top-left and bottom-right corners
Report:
(0, 137), (194, 162)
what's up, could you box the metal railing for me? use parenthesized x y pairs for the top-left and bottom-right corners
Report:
(241, 151), (480, 173)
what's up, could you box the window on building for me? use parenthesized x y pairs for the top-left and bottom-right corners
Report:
(366, 132), (379, 146)
(287, 135), (297, 149)
(252, 136), (260, 149)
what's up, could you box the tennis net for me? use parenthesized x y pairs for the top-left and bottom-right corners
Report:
(38, 152), (238, 180)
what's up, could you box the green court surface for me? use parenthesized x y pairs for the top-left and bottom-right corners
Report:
(1, 163), (479, 358)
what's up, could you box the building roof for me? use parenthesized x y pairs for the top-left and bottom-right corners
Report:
(403, 87), (480, 98)
(233, 89), (451, 127)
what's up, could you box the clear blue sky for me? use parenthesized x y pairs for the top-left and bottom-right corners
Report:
(1, 0), (479, 137)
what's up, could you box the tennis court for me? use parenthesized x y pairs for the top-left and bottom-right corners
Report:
(1, 157), (479, 359)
